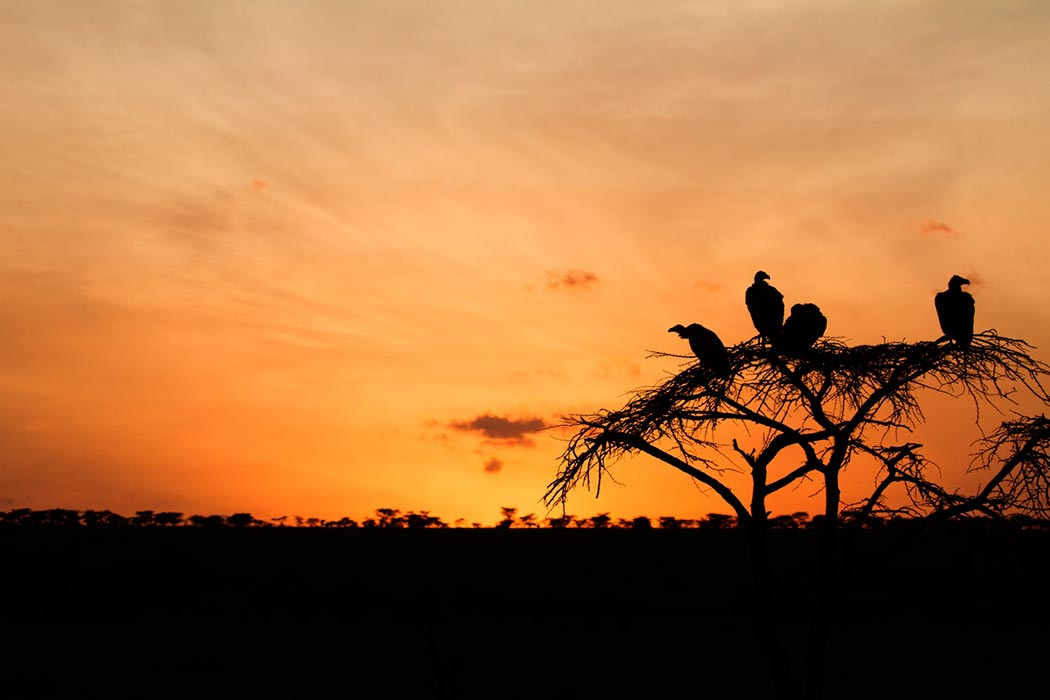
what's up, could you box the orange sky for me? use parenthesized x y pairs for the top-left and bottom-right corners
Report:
(3, 1), (1050, 524)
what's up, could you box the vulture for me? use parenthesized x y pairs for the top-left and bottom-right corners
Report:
(934, 275), (975, 347)
(668, 323), (731, 377)
(745, 270), (785, 344)
(780, 303), (827, 354)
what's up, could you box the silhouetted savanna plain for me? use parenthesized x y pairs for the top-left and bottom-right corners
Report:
(3, 508), (1049, 698)
(6, 273), (1049, 698)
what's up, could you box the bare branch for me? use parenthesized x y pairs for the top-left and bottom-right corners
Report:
(548, 330), (1050, 523)
(966, 414), (1050, 517)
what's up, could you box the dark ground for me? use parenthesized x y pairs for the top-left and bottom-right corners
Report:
(3, 526), (1049, 698)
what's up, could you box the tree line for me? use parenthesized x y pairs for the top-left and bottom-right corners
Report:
(2, 505), (1047, 531)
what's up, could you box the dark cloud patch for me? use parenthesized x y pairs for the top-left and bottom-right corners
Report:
(483, 457), (503, 474)
(920, 219), (961, 237)
(449, 413), (546, 446)
(546, 269), (599, 290)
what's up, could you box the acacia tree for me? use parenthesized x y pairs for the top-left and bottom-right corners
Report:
(544, 330), (1050, 700)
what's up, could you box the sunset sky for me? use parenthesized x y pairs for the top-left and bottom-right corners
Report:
(3, 0), (1050, 524)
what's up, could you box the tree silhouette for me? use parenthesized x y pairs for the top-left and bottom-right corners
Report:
(496, 506), (518, 529)
(546, 514), (575, 528)
(227, 512), (261, 528)
(619, 515), (652, 529)
(324, 516), (359, 528)
(188, 514), (227, 528)
(700, 512), (736, 529)
(545, 330), (1050, 700)
(403, 510), (446, 529)
(587, 512), (613, 529)
(374, 508), (403, 528)
(657, 515), (686, 529)
(154, 511), (184, 527)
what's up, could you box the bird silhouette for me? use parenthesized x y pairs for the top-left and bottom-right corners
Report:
(780, 303), (827, 354)
(668, 323), (730, 377)
(745, 270), (785, 345)
(935, 275), (975, 347)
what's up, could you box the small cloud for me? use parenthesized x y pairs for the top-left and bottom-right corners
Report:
(546, 269), (599, 290)
(250, 178), (268, 192)
(920, 219), (961, 237)
(448, 412), (546, 446)
(483, 457), (503, 474)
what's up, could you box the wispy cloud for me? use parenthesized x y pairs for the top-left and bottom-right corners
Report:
(920, 219), (961, 237)
(483, 457), (503, 474)
(546, 269), (599, 290)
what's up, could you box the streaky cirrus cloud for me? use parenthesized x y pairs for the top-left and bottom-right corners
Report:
(448, 413), (546, 446)
(483, 457), (503, 474)
(920, 219), (962, 237)
(546, 269), (599, 290)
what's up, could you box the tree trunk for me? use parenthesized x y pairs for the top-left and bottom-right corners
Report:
(747, 519), (799, 700)
(803, 471), (841, 700)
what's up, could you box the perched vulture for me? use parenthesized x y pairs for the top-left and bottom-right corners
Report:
(668, 323), (731, 377)
(745, 270), (785, 344)
(934, 275), (975, 347)
(780, 303), (827, 354)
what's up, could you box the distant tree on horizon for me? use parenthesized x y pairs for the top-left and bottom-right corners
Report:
(227, 512), (262, 528)
(188, 514), (227, 528)
(658, 515), (685, 530)
(154, 512), (184, 527)
(496, 506), (517, 529)
(324, 516), (358, 528)
(546, 514), (575, 528)
(404, 510), (446, 528)
(587, 513), (612, 529)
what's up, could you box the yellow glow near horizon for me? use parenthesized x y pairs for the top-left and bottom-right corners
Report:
(3, 1), (1050, 523)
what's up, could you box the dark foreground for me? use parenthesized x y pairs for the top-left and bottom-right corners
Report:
(4, 526), (1049, 698)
